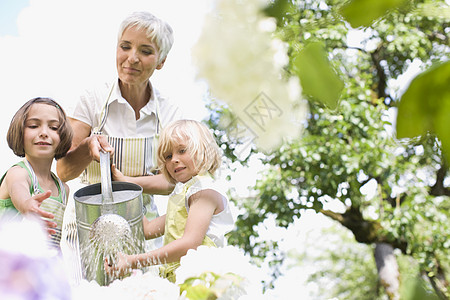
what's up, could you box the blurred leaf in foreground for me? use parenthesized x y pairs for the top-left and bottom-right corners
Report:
(340, 0), (409, 28)
(293, 42), (343, 110)
(396, 61), (450, 162)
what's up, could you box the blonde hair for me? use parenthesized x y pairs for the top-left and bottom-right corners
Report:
(157, 120), (222, 184)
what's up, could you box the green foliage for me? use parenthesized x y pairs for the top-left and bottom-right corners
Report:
(290, 224), (441, 299)
(207, 0), (450, 297)
(300, 226), (384, 300)
(179, 272), (246, 300)
(398, 255), (441, 300)
(263, 0), (296, 26)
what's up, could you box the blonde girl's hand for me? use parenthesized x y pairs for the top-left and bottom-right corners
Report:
(104, 252), (133, 278)
(111, 164), (126, 182)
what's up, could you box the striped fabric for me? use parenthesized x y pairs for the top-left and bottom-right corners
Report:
(82, 135), (156, 184)
(40, 198), (66, 248)
(81, 83), (161, 185)
(23, 159), (67, 249)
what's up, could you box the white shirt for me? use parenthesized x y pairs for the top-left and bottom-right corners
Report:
(70, 79), (183, 137)
(176, 175), (235, 247)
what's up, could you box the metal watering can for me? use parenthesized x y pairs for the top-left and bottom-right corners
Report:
(74, 151), (146, 286)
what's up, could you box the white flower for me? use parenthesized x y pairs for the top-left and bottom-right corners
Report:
(72, 271), (180, 300)
(0, 214), (51, 257)
(192, 0), (307, 152)
(176, 245), (265, 298)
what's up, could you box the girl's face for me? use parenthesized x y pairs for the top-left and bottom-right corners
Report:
(23, 103), (61, 160)
(116, 25), (165, 87)
(164, 142), (197, 183)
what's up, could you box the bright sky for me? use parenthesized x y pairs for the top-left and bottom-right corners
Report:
(0, 0), (211, 173)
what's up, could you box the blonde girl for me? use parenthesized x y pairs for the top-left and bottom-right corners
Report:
(0, 97), (73, 248)
(106, 119), (234, 282)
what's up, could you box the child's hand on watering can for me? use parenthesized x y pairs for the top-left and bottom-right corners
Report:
(111, 164), (126, 182)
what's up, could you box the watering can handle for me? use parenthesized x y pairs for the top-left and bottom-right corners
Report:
(99, 150), (114, 203)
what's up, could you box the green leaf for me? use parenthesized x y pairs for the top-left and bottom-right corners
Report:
(340, 0), (409, 28)
(396, 61), (450, 162)
(182, 284), (217, 300)
(293, 42), (344, 110)
(263, 0), (295, 26)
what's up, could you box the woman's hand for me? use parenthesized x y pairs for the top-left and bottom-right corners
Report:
(56, 118), (114, 181)
(104, 252), (134, 278)
(88, 135), (114, 163)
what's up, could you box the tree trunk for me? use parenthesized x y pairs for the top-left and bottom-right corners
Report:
(374, 243), (400, 300)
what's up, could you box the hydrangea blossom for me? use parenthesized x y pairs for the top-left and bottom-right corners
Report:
(192, 0), (307, 152)
(0, 214), (71, 300)
(71, 246), (266, 300)
(72, 270), (180, 300)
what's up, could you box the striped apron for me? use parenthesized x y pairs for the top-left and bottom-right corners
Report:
(81, 83), (161, 219)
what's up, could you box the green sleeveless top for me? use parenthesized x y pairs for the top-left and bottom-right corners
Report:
(0, 160), (67, 248)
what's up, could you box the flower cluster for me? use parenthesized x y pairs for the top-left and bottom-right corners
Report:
(0, 214), (71, 300)
(192, 0), (307, 152)
(0, 214), (268, 299)
(72, 270), (180, 300)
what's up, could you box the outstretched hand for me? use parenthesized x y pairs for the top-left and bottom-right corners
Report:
(24, 190), (57, 235)
(104, 252), (133, 278)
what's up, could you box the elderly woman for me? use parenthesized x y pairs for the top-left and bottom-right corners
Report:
(57, 12), (182, 219)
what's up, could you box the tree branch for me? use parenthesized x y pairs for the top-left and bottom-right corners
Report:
(320, 206), (408, 253)
(430, 164), (450, 197)
(370, 45), (389, 103)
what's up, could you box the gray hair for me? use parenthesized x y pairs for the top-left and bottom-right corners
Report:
(118, 11), (174, 64)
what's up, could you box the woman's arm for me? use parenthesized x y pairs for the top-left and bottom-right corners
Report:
(105, 189), (222, 276)
(63, 182), (70, 202)
(111, 165), (174, 195)
(56, 118), (113, 182)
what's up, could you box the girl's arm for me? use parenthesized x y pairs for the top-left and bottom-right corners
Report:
(4, 166), (57, 233)
(105, 189), (222, 276)
(142, 215), (166, 240)
(111, 164), (174, 195)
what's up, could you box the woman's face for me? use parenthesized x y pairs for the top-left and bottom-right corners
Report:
(116, 25), (165, 86)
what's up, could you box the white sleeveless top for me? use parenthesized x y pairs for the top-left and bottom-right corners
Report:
(173, 175), (235, 247)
